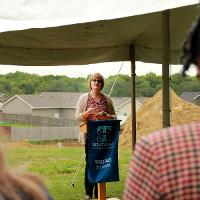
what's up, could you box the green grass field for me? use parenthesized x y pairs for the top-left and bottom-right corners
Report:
(0, 123), (32, 127)
(4, 142), (132, 200)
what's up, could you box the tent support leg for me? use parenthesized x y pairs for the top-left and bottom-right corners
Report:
(162, 10), (171, 128)
(130, 44), (136, 151)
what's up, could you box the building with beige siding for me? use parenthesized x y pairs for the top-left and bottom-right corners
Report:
(2, 92), (139, 121)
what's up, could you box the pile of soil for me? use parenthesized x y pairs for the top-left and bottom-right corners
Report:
(120, 89), (200, 147)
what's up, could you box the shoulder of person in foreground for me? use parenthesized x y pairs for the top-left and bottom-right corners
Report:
(123, 121), (200, 200)
(1, 171), (54, 200)
(21, 173), (54, 200)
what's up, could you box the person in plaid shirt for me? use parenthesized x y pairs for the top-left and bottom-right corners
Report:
(123, 16), (200, 200)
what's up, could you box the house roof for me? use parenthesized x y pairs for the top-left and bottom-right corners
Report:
(194, 95), (200, 100)
(3, 92), (131, 109)
(0, 93), (10, 103)
(21, 92), (85, 109)
(3, 92), (84, 109)
(180, 92), (200, 102)
(111, 97), (130, 108)
(115, 97), (148, 110)
(136, 97), (148, 104)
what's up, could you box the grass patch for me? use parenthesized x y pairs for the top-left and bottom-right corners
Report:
(0, 123), (32, 127)
(28, 139), (77, 145)
(4, 143), (132, 200)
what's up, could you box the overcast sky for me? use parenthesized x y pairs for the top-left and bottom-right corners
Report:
(0, 61), (196, 78)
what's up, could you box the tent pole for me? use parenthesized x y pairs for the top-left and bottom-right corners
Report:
(162, 10), (170, 128)
(130, 44), (136, 151)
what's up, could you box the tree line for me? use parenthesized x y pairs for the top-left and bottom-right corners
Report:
(0, 71), (199, 97)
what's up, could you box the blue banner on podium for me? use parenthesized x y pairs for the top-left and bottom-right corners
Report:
(87, 120), (120, 183)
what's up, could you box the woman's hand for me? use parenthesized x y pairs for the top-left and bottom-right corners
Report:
(87, 107), (101, 115)
(95, 111), (107, 116)
(95, 113), (113, 120)
(82, 107), (100, 119)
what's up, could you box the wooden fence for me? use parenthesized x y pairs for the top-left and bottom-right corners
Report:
(0, 113), (77, 127)
(11, 126), (80, 141)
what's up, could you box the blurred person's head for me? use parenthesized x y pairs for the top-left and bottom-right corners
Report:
(0, 148), (48, 200)
(0, 148), (6, 175)
(181, 16), (200, 78)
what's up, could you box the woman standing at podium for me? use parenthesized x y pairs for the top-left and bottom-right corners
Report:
(75, 73), (116, 200)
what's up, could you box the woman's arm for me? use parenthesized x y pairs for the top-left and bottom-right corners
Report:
(75, 94), (88, 122)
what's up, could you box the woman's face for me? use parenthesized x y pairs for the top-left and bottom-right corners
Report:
(90, 77), (103, 91)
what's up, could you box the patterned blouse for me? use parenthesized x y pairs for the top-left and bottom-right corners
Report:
(86, 93), (109, 120)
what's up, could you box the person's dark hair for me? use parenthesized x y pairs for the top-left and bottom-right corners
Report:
(181, 16), (200, 76)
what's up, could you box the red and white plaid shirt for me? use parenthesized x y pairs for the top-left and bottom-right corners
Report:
(123, 121), (200, 200)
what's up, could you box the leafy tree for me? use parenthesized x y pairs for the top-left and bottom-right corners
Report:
(104, 75), (131, 96)
(0, 71), (199, 98)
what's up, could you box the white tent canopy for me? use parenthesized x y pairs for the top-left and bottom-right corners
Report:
(0, 0), (198, 66)
(0, 0), (197, 28)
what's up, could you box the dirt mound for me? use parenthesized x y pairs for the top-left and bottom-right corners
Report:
(120, 89), (200, 147)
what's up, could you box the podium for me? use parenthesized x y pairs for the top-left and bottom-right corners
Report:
(80, 120), (120, 200)
(79, 114), (113, 134)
